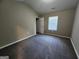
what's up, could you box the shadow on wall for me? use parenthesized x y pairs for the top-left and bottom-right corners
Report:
(0, 0), (2, 3)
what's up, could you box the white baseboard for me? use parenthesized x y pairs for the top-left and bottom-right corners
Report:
(44, 33), (70, 39)
(0, 35), (36, 50)
(70, 38), (79, 59)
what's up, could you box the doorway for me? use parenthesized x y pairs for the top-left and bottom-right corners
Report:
(36, 17), (44, 34)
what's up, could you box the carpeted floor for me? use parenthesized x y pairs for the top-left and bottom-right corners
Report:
(0, 35), (77, 59)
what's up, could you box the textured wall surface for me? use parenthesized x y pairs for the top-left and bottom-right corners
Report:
(0, 0), (37, 47)
(44, 9), (75, 37)
(72, 3), (79, 58)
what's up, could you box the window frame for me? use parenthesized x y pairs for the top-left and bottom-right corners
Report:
(48, 16), (58, 32)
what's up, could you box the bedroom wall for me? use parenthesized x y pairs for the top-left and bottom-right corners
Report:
(0, 0), (37, 47)
(71, 3), (79, 58)
(44, 9), (75, 37)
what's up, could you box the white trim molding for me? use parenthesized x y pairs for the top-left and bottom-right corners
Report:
(44, 33), (70, 39)
(71, 38), (79, 59)
(0, 35), (36, 50)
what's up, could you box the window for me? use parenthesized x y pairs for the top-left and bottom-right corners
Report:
(48, 16), (58, 31)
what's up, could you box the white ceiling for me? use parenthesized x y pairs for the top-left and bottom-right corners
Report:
(16, 0), (79, 15)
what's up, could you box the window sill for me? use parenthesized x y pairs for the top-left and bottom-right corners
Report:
(48, 30), (57, 32)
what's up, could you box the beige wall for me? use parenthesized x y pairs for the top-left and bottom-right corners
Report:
(72, 3), (79, 58)
(0, 0), (37, 47)
(44, 9), (75, 37)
